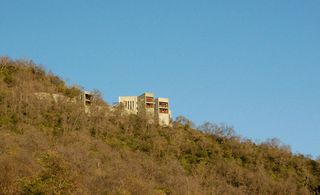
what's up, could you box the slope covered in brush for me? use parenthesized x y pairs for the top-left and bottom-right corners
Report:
(0, 57), (319, 194)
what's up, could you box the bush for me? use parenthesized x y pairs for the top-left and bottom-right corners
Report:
(0, 56), (319, 194)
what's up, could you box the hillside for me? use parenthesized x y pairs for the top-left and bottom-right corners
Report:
(0, 57), (320, 194)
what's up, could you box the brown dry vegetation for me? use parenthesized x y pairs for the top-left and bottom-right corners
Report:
(0, 57), (320, 194)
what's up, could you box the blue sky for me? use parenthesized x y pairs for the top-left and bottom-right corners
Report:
(1, 0), (319, 158)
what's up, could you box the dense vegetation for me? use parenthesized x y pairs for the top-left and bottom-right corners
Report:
(0, 57), (319, 194)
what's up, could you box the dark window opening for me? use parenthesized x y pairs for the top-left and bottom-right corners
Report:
(146, 103), (154, 108)
(85, 94), (93, 101)
(159, 108), (168, 113)
(159, 102), (168, 107)
(146, 96), (154, 102)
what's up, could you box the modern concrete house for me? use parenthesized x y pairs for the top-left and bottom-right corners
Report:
(82, 91), (93, 106)
(119, 92), (171, 126)
(118, 96), (138, 114)
(138, 92), (155, 122)
(155, 97), (171, 126)
(80, 91), (93, 113)
(34, 91), (94, 113)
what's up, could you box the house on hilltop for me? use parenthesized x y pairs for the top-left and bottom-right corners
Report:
(119, 92), (172, 126)
(35, 90), (94, 114)
(118, 96), (138, 114)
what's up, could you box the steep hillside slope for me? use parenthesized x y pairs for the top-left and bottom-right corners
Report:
(0, 57), (319, 194)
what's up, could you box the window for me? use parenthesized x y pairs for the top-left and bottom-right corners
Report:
(159, 102), (168, 107)
(146, 96), (154, 102)
(146, 103), (154, 108)
(159, 108), (168, 113)
(85, 94), (93, 101)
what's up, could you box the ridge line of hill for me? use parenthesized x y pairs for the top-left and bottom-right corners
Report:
(0, 56), (319, 194)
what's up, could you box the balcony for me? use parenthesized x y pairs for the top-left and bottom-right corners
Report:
(159, 108), (168, 113)
(146, 96), (154, 103)
(159, 102), (168, 108)
(85, 93), (93, 101)
(146, 103), (154, 108)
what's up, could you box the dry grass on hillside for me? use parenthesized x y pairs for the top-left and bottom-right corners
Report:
(1, 57), (320, 194)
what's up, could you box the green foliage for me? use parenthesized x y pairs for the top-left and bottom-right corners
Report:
(64, 86), (82, 98)
(21, 152), (75, 194)
(1, 65), (17, 86)
(0, 56), (319, 194)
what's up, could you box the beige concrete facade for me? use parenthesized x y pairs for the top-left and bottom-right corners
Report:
(119, 96), (138, 114)
(34, 92), (76, 103)
(81, 91), (94, 113)
(155, 97), (171, 126)
(138, 92), (155, 122)
(82, 91), (93, 106)
(138, 93), (154, 119)
(119, 92), (171, 126)
(35, 91), (93, 114)
(35, 90), (172, 126)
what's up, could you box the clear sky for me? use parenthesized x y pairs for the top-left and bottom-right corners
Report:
(1, 0), (319, 158)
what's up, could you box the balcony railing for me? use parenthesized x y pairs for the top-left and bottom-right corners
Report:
(146, 97), (154, 102)
(159, 102), (168, 107)
(146, 103), (154, 108)
(159, 108), (168, 113)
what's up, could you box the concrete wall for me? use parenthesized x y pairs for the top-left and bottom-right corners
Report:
(119, 92), (172, 126)
(155, 97), (171, 126)
(83, 91), (93, 106)
(138, 92), (155, 123)
(35, 91), (92, 113)
(119, 96), (138, 114)
(36, 91), (172, 126)
(34, 92), (76, 103)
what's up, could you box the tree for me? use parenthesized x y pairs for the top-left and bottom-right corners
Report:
(173, 115), (195, 129)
